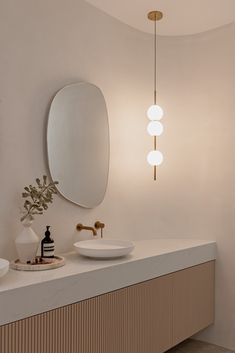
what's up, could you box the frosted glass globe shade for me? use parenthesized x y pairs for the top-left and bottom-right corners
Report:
(147, 105), (163, 120)
(147, 121), (164, 136)
(147, 150), (163, 166)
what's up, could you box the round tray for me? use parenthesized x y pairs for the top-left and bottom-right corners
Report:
(10, 256), (65, 271)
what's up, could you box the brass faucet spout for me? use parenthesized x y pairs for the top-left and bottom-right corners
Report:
(76, 223), (97, 236)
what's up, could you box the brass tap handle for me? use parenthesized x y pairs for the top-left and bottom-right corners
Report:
(94, 221), (105, 238)
(94, 221), (105, 229)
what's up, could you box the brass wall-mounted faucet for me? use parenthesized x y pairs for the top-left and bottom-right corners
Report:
(76, 223), (97, 236)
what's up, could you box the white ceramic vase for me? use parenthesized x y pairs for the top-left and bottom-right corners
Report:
(15, 218), (39, 263)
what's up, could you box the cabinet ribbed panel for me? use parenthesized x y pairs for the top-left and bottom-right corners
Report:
(0, 261), (214, 353)
(172, 261), (215, 345)
(0, 274), (172, 353)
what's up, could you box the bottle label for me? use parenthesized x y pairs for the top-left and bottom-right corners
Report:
(43, 243), (54, 257)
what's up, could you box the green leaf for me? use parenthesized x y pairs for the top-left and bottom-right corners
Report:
(21, 176), (59, 221)
(22, 192), (29, 198)
(36, 178), (42, 187)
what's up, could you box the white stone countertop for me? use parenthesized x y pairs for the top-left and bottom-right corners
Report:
(0, 239), (216, 326)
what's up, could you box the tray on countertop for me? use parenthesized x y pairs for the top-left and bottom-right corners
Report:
(10, 256), (65, 271)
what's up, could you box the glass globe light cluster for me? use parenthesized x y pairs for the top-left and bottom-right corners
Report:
(147, 104), (164, 167)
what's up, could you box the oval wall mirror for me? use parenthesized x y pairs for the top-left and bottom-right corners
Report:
(47, 82), (109, 208)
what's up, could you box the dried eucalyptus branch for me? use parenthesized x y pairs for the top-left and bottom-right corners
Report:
(21, 175), (59, 222)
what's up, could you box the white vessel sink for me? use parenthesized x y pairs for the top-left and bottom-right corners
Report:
(74, 239), (135, 259)
(0, 258), (9, 278)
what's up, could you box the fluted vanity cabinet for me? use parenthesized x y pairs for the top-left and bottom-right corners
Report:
(0, 261), (215, 353)
(172, 261), (215, 345)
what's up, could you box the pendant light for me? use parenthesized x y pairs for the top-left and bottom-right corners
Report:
(147, 10), (164, 181)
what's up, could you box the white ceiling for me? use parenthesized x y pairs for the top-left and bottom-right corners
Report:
(85, 0), (235, 36)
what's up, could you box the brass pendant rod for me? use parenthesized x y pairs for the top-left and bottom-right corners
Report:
(154, 20), (157, 180)
(154, 136), (157, 181)
(148, 10), (163, 105)
(154, 19), (157, 105)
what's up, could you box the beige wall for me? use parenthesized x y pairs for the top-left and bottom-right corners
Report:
(0, 0), (235, 350)
(162, 24), (235, 350)
(0, 0), (152, 256)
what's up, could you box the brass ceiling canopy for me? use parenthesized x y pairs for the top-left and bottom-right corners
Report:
(147, 11), (163, 22)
